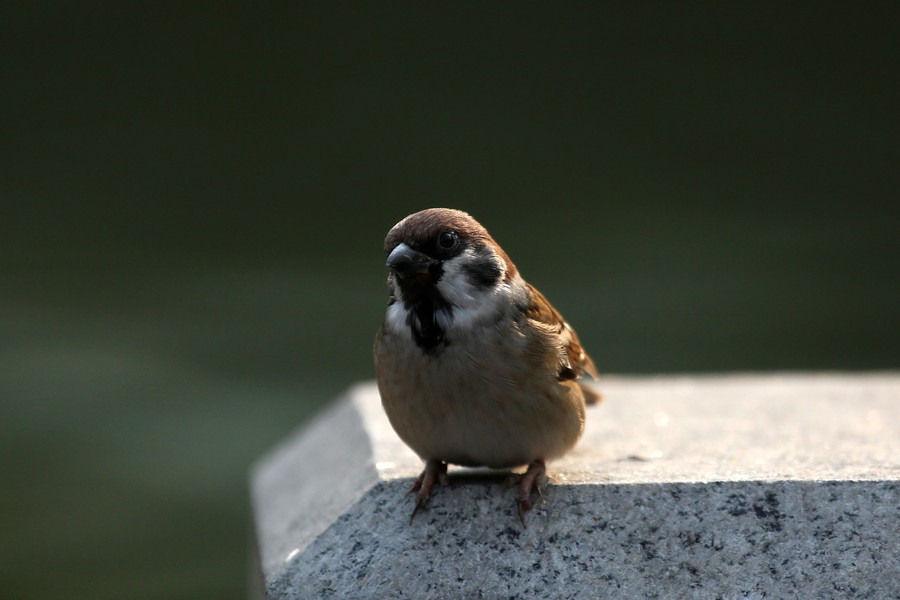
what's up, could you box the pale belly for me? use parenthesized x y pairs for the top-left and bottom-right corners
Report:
(376, 331), (586, 468)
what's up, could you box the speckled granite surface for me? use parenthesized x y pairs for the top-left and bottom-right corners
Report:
(251, 374), (900, 599)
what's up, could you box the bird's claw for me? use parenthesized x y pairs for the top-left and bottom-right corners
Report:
(516, 459), (547, 527)
(408, 460), (447, 523)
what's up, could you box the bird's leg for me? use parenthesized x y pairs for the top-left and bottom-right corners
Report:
(408, 459), (448, 522)
(517, 459), (546, 526)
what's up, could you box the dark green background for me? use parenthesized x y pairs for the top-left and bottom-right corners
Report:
(2, 3), (898, 599)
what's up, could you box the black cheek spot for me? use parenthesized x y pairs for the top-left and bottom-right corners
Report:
(463, 254), (502, 288)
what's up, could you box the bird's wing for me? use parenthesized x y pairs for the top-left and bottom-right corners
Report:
(524, 283), (600, 382)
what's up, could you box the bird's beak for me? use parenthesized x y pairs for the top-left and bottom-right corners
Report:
(386, 243), (435, 279)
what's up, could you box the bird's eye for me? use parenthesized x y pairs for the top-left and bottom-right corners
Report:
(437, 231), (458, 250)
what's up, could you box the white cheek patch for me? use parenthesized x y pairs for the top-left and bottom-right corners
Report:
(439, 286), (507, 332)
(435, 249), (481, 309)
(436, 249), (515, 332)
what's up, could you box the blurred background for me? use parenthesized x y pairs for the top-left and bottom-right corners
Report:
(1, 3), (897, 599)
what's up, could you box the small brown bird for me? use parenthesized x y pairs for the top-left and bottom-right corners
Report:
(373, 208), (600, 523)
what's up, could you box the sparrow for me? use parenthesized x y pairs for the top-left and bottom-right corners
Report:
(373, 208), (600, 523)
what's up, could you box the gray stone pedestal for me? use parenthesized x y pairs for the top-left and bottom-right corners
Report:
(250, 374), (899, 599)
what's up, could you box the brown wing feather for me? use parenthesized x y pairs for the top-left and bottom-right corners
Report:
(524, 283), (600, 382)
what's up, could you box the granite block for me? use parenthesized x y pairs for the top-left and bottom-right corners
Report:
(251, 374), (900, 599)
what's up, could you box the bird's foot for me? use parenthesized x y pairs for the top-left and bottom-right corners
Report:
(516, 459), (547, 527)
(407, 460), (448, 523)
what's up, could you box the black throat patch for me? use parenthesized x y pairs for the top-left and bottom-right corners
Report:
(397, 267), (452, 353)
